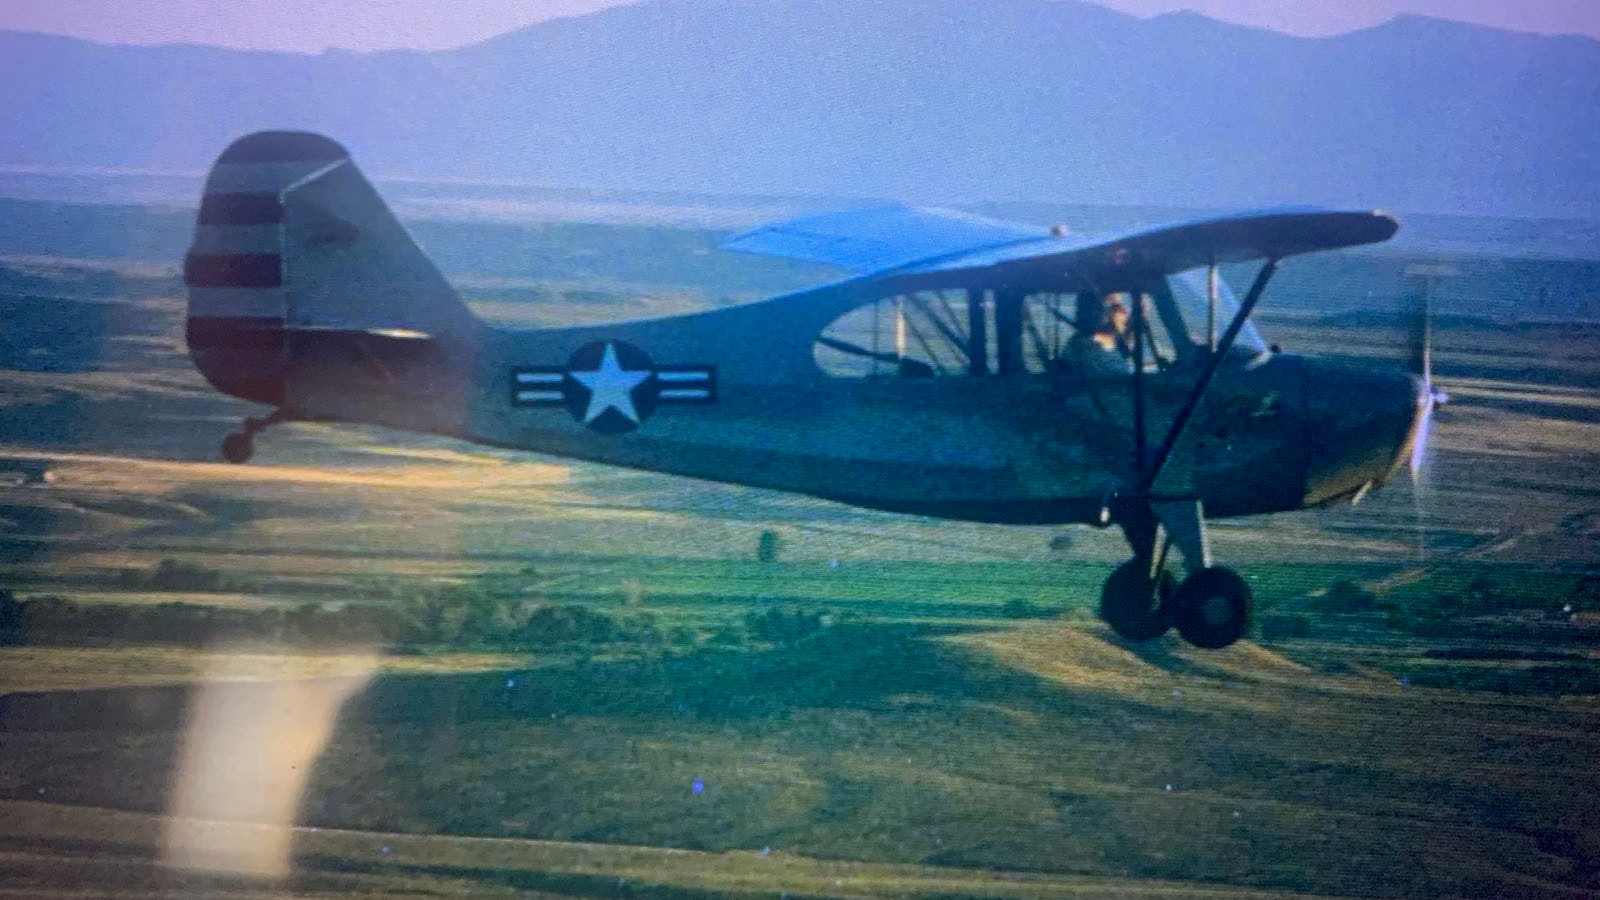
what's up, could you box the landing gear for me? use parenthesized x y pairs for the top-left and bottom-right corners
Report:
(1098, 499), (1252, 649)
(1170, 567), (1252, 649)
(1100, 559), (1173, 641)
(220, 410), (283, 464)
(1100, 504), (1174, 642)
(221, 432), (254, 464)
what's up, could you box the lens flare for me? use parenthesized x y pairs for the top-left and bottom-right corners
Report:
(1409, 402), (1433, 479)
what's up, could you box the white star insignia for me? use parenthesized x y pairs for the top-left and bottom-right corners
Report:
(570, 342), (651, 425)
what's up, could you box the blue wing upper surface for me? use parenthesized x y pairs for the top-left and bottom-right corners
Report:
(725, 205), (1399, 292)
(721, 204), (1051, 274)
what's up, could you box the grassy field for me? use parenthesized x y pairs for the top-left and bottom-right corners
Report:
(2, 236), (1600, 898)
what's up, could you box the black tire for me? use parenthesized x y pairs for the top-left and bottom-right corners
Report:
(221, 432), (253, 465)
(1172, 567), (1252, 649)
(1099, 559), (1173, 641)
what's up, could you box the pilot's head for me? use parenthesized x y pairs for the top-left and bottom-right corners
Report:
(1104, 294), (1130, 331)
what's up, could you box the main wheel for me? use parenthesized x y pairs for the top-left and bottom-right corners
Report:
(221, 432), (254, 464)
(1099, 559), (1173, 641)
(1171, 567), (1251, 649)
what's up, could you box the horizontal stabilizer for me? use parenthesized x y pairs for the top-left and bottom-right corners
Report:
(281, 325), (434, 341)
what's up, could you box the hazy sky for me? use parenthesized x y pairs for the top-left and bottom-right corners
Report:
(3, 0), (1597, 52)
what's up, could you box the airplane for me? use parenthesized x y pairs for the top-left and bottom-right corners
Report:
(182, 130), (1443, 650)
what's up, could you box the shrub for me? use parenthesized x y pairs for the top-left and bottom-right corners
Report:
(516, 604), (618, 647)
(757, 530), (782, 563)
(620, 579), (645, 606)
(619, 611), (663, 646)
(145, 558), (227, 592)
(0, 589), (21, 645)
(1387, 599), (1454, 636)
(1000, 598), (1051, 619)
(746, 606), (825, 646)
(1259, 614), (1312, 642)
(1458, 575), (1521, 614)
(456, 591), (522, 645)
(1313, 579), (1378, 614)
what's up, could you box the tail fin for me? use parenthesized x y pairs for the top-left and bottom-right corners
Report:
(184, 131), (477, 406)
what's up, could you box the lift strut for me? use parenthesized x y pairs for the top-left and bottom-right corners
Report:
(1140, 258), (1279, 493)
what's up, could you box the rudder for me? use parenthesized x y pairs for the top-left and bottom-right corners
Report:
(185, 131), (478, 407)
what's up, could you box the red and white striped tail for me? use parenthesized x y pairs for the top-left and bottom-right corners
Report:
(184, 131), (476, 407)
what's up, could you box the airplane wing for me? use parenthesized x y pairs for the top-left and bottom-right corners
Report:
(726, 205), (1398, 291)
(721, 204), (1051, 273)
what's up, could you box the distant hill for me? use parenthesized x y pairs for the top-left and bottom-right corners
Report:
(3, 0), (1598, 217)
(6, 196), (1599, 324)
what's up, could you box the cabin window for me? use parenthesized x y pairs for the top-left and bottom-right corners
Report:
(814, 289), (1184, 379)
(1169, 269), (1267, 357)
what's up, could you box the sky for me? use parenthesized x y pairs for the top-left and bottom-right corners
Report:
(2, 0), (1598, 52)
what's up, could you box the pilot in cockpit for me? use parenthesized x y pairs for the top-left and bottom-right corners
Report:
(1067, 290), (1135, 378)
(1094, 293), (1133, 357)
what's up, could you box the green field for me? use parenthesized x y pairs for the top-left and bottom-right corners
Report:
(3, 209), (1600, 898)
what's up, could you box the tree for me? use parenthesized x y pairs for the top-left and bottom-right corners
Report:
(757, 530), (781, 563)
(0, 589), (22, 645)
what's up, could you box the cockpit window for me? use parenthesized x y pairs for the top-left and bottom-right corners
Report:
(814, 287), (1191, 379)
(1170, 269), (1268, 357)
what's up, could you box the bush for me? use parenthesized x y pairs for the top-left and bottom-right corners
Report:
(757, 530), (782, 563)
(1000, 598), (1052, 619)
(516, 603), (619, 647)
(397, 596), (452, 644)
(0, 589), (22, 645)
(1313, 579), (1378, 614)
(619, 611), (663, 647)
(746, 606), (825, 646)
(619, 579), (645, 607)
(456, 591), (525, 645)
(0, 580), (650, 652)
(1458, 575), (1521, 614)
(144, 558), (228, 592)
(1387, 599), (1454, 636)
(1259, 614), (1312, 642)
(21, 595), (88, 636)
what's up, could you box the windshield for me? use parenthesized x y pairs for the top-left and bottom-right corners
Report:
(1170, 268), (1268, 356)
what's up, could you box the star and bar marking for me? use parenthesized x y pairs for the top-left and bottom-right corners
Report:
(511, 340), (715, 434)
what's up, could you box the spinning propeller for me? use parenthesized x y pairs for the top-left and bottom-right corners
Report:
(1406, 266), (1451, 479)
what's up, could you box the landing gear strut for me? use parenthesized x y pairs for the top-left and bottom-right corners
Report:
(1098, 500), (1252, 649)
(220, 410), (283, 464)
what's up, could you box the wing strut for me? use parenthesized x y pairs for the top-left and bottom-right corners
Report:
(1131, 285), (1147, 469)
(967, 289), (989, 377)
(908, 294), (970, 365)
(1140, 259), (1280, 493)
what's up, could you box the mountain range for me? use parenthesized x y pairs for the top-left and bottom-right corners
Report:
(3, 0), (1597, 218)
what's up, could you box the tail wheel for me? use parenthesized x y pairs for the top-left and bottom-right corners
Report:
(1099, 559), (1174, 641)
(221, 432), (254, 464)
(1172, 567), (1252, 649)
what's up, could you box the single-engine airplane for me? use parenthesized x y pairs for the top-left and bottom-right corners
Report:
(184, 131), (1442, 649)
